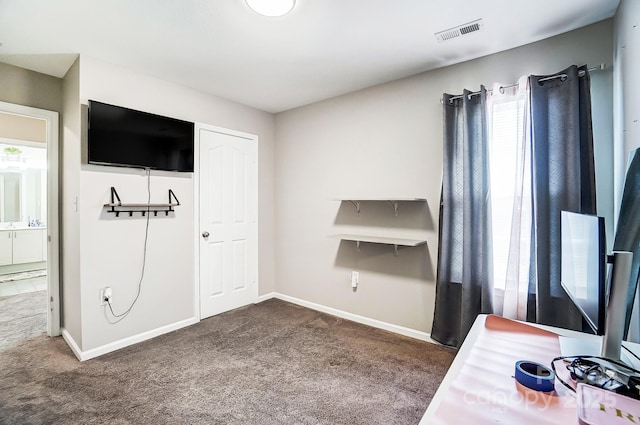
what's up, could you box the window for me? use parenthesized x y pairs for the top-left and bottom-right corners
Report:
(486, 79), (531, 319)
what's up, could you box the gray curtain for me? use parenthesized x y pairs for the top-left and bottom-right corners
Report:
(613, 148), (640, 338)
(527, 65), (597, 330)
(431, 88), (493, 348)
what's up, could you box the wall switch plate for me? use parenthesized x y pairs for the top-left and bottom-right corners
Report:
(100, 287), (112, 305)
(351, 271), (359, 288)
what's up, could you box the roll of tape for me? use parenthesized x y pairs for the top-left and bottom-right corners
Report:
(515, 360), (555, 392)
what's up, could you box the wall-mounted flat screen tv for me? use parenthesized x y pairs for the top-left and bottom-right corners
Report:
(88, 100), (194, 172)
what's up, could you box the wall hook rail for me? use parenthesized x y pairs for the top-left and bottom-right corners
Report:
(104, 187), (180, 217)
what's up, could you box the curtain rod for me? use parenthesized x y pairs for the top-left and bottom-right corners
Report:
(442, 64), (607, 104)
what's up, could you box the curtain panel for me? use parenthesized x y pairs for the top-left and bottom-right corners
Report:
(431, 88), (494, 348)
(527, 64), (597, 331)
(432, 65), (598, 345)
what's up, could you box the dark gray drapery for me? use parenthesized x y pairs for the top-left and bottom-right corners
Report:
(431, 88), (493, 348)
(613, 148), (640, 338)
(527, 65), (597, 330)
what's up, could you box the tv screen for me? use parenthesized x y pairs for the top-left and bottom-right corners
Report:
(560, 210), (606, 335)
(88, 100), (194, 172)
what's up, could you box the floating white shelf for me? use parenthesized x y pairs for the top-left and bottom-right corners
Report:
(334, 197), (427, 216)
(333, 234), (427, 256)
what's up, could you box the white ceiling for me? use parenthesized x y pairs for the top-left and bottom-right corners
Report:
(0, 0), (621, 113)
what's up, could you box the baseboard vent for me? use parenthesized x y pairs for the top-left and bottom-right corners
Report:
(435, 18), (484, 43)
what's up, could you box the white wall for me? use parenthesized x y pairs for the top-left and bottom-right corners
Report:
(614, 0), (640, 343)
(0, 112), (47, 143)
(66, 56), (275, 353)
(4, 17), (619, 353)
(0, 62), (63, 113)
(61, 58), (82, 346)
(614, 0), (640, 212)
(274, 20), (614, 334)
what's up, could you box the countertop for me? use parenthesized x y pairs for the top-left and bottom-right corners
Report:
(0, 226), (47, 231)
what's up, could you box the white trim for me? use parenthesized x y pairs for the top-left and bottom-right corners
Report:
(0, 101), (60, 337)
(62, 317), (199, 361)
(195, 124), (257, 141)
(61, 328), (83, 360)
(192, 125), (201, 322)
(257, 292), (436, 343)
(62, 292), (436, 360)
(256, 292), (277, 303)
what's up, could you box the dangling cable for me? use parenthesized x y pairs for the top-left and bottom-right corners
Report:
(106, 168), (151, 323)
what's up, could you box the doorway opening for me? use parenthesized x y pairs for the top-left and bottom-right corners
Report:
(0, 101), (60, 341)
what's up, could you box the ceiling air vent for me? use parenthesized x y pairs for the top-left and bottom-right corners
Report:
(435, 19), (484, 43)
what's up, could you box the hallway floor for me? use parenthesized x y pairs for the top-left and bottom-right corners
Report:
(0, 275), (47, 297)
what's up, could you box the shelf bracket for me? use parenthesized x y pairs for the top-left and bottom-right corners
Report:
(110, 187), (122, 205)
(168, 189), (180, 216)
(348, 200), (361, 214)
(356, 240), (361, 252)
(169, 189), (180, 206)
(387, 200), (399, 216)
(393, 244), (399, 257)
(110, 187), (123, 217)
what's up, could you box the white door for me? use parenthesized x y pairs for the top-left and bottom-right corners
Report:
(198, 126), (258, 319)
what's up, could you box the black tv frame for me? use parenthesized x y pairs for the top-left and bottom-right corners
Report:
(87, 100), (194, 172)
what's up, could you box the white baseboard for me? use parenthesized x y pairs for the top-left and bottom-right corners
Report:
(257, 292), (435, 344)
(61, 294), (435, 361)
(61, 328), (83, 360)
(256, 292), (277, 303)
(61, 317), (199, 361)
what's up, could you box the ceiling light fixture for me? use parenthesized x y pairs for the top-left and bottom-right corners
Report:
(245, 0), (295, 17)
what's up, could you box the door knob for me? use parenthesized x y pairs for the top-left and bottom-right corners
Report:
(202, 231), (210, 238)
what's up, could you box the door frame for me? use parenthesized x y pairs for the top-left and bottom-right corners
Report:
(0, 101), (60, 336)
(194, 123), (259, 320)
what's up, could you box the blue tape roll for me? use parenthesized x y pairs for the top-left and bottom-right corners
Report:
(515, 360), (555, 392)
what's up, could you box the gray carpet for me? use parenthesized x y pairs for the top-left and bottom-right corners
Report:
(0, 295), (455, 425)
(0, 289), (47, 350)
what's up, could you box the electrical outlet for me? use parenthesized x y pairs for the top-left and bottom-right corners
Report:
(100, 287), (112, 306)
(351, 271), (359, 289)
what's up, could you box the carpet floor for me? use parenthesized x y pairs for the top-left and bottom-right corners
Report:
(0, 289), (47, 350)
(0, 294), (455, 425)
